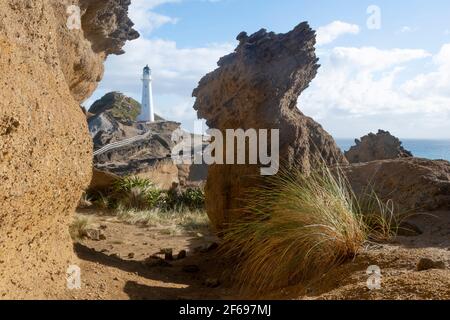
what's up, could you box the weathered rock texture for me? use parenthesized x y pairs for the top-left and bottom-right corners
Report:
(52, 1), (139, 102)
(88, 92), (165, 149)
(90, 92), (142, 124)
(345, 130), (413, 164)
(344, 158), (450, 212)
(193, 23), (347, 230)
(88, 92), (208, 189)
(0, 0), (136, 298)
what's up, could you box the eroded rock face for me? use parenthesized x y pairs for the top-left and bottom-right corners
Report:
(52, 1), (139, 102)
(193, 23), (347, 230)
(345, 130), (413, 164)
(344, 158), (450, 212)
(88, 92), (165, 149)
(0, 0), (136, 298)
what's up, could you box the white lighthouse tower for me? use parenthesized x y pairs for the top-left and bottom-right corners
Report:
(138, 65), (155, 123)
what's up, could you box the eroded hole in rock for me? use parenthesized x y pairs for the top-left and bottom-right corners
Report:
(0, 116), (20, 136)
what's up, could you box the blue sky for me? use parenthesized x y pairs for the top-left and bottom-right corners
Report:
(85, 0), (450, 139)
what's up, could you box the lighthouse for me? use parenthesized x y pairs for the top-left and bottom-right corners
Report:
(137, 65), (155, 123)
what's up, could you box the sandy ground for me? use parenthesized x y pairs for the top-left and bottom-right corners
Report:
(62, 210), (450, 300)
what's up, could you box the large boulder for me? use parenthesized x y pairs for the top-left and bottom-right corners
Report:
(192, 23), (347, 230)
(0, 0), (137, 298)
(345, 130), (413, 163)
(344, 158), (450, 212)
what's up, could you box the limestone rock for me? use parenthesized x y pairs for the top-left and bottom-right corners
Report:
(0, 0), (136, 298)
(192, 22), (347, 229)
(344, 158), (450, 212)
(88, 94), (208, 188)
(88, 168), (120, 194)
(52, 1), (139, 102)
(345, 130), (413, 164)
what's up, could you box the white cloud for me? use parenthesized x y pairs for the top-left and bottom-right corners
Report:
(84, 0), (234, 131)
(330, 46), (430, 71)
(100, 37), (234, 96)
(128, 0), (181, 33)
(402, 44), (450, 99)
(316, 21), (360, 46)
(398, 26), (418, 33)
(86, 37), (234, 130)
(301, 45), (450, 138)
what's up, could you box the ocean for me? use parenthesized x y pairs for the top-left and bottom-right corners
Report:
(336, 139), (450, 162)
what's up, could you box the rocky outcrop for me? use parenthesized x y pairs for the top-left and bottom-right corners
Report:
(345, 130), (413, 164)
(51, 1), (139, 102)
(193, 22), (347, 230)
(0, 0), (136, 298)
(88, 168), (120, 194)
(344, 158), (450, 212)
(88, 92), (165, 149)
(88, 92), (208, 188)
(92, 119), (208, 189)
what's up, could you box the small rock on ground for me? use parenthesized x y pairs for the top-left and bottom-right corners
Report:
(417, 258), (446, 271)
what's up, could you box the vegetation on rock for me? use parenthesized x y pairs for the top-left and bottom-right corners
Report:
(220, 163), (401, 293)
(89, 92), (142, 124)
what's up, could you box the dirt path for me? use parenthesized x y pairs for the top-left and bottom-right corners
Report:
(62, 210), (450, 300)
(63, 210), (241, 300)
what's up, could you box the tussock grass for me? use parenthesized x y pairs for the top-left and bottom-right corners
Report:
(69, 216), (91, 240)
(221, 163), (398, 293)
(356, 189), (406, 241)
(114, 205), (210, 234)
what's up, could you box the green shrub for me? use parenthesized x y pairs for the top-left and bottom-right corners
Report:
(113, 176), (163, 210)
(161, 187), (205, 211)
(93, 192), (112, 210)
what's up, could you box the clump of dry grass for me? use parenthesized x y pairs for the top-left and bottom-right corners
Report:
(77, 192), (93, 209)
(69, 216), (91, 240)
(114, 205), (210, 234)
(221, 164), (397, 293)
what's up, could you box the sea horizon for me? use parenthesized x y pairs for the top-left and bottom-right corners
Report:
(336, 138), (450, 161)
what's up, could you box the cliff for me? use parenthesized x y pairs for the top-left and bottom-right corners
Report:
(0, 0), (137, 298)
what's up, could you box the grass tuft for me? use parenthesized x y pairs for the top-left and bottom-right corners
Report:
(220, 163), (398, 293)
(114, 205), (210, 234)
(69, 216), (91, 240)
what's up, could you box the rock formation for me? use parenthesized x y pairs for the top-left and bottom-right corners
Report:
(88, 93), (207, 189)
(52, 0), (139, 102)
(0, 0), (137, 298)
(90, 92), (142, 124)
(345, 130), (413, 163)
(344, 158), (450, 212)
(88, 92), (165, 149)
(192, 22), (347, 230)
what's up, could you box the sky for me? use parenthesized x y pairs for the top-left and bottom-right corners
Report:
(84, 0), (450, 139)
